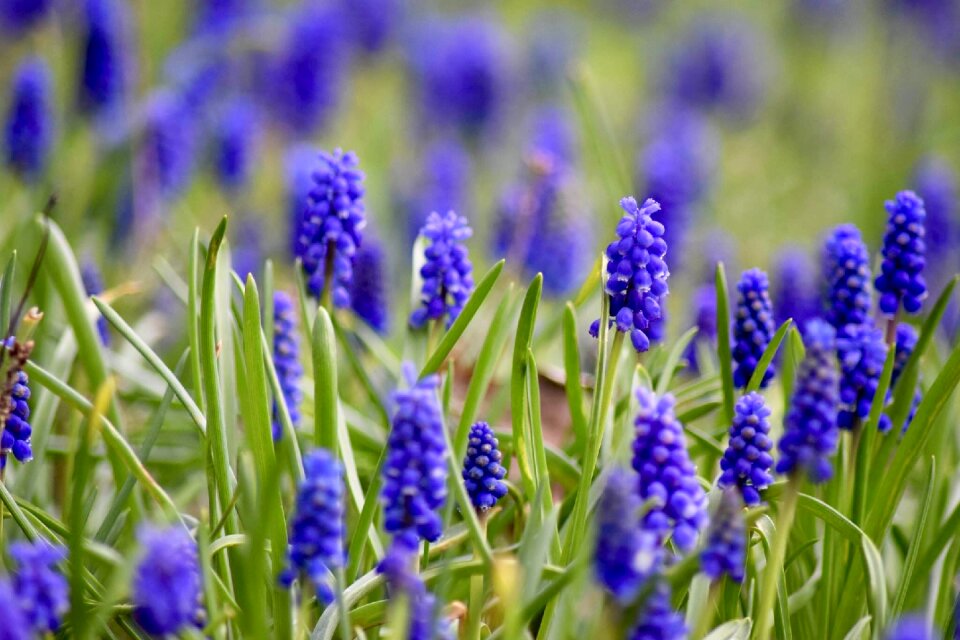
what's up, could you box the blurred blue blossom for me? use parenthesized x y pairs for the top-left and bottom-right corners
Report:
(9, 541), (67, 634)
(350, 235), (390, 334)
(78, 0), (127, 118)
(0, 0), (50, 33)
(4, 57), (52, 181)
(630, 580), (687, 639)
(701, 489), (746, 583)
(339, 0), (401, 53)
(133, 526), (203, 636)
(213, 98), (259, 193)
(404, 138), (471, 242)
(272, 291), (302, 440)
(773, 247), (819, 332)
(139, 90), (197, 200)
(837, 322), (890, 431)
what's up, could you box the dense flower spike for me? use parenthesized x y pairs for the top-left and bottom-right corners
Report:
(836, 323), (890, 431)
(684, 284), (717, 374)
(774, 247), (819, 331)
(133, 526), (203, 636)
(875, 191), (927, 315)
(381, 366), (447, 543)
(461, 422), (507, 511)
(700, 489), (746, 583)
(822, 224), (873, 330)
(140, 90), (196, 199)
(272, 291), (302, 440)
(4, 57), (51, 181)
(632, 389), (708, 552)
(78, 0), (127, 116)
(213, 98), (259, 193)
(590, 197), (670, 353)
(629, 580), (688, 640)
(0, 0), (50, 33)
(718, 392), (774, 506)
(776, 320), (840, 483)
(9, 542), (68, 634)
(594, 468), (662, 601)
(404, 139), (471, 242)
(339, 0), (401, 53)
(350, 235), (389, 334)
(294, 148), (366, 307)
(0, 579), (29, 640)
(280, 449), (345, 602)
(892, 323), (922, 432)
(409, 211), (475, 329)
(732, 269), (776, 389)
(2, 369), (33, 468)
(81, 261), (110, 346)
(883, 615), (938, 640)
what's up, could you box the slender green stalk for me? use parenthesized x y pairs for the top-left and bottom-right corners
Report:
(754, 476), (800, 640)
(692, 581), (722, 640)
(335, 567), (352, 640)
(466, 516), (489, 640)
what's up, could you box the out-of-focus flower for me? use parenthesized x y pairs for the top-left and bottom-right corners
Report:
(837, 322), (890, 431)
(350, 235), (390, 334)
(403, 138), (471, 243)
(892, 323), (922, 432)
(732, 269), (776, 389)
(133, 526), (203, 636)
(719, 392), (774, 506)
(0, 579), (29, 640)
(684, 284), (717, 374)
(913, 156), (957, 285)
(272, 291), (302, 440)
(193, 0), (252, 35)
(139, 90), (197, 200)
(0, 0), (49, 33)
(212, 98), (259, 194)
(285, 144), (319, 256)
(339, 0), (401, 53)
(9, 541), (67, 634)
(4, 57), (52, 182)
(629, 580), (688, 639)
(773, 247), (819, 331)
(78, 0), (128, 118)
(700, 489), (746, 583)
(875, 191), (927, 315)
(81, 261), (110, 346)
(883, 614), (938, 640)
(409, 211), (475, 329)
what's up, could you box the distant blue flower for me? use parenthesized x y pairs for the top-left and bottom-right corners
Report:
(4, 57), (52, 181)
(350, 235), (389, 334)
(461, 422), (507, 512)
(140, 90), (197, 199)
(2, 368), (33, 468)
(594, 468), (662, 602)
(893, 323), (922, 432)
(133, 526), (203, 636)
(0, 0), (50, 33)
(285, 144), (319, 256)
(718, 392), (774, 506)
(272, 291), (302, 440)
(773, 247), (819, 331)
(589, 197), (670, 353)
(732, 269), (776, 389)
(837, 322), (890, 431)
(823, 224), (873, 330)
(378, 534), (452, 640)
(81, 261), (110, 346)
(913, 157), (957, 282)
(280, 449), (345, 603)
(527, 104), (578, 168)
(381, 365), (447, 544)
(232, 217), (262, 281)
(294, 148), (367, 307)
(213, 98), (259, 193)
(684, 284), (717, 374)
(0, 579), (29, 640)
(524, 10), (581, 97)
(875, 191), (927, 315)
(78, 0), (127, 117)
(409, 211), (475, 330)
(632, 389), (708, 552)
(884, 614), (938, 640)
(776, 319), (840, 483)
(404, 138), (471, 242)
(339, 0), (401, 53)
(700, 489), (746, 583)
(629, 580), (687, 640)
(193, 0), (252, 34)
(9, 541), (67, 634)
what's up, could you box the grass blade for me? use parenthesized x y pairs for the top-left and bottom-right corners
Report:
(562, 302), (588, 454)
(715, 262), (735, 424)
(313, 307), (339, 453)
(511, 274), (543, 500)
(890, 457), (935, 619)
(745, 319), (792, 393)
(656, 326), (699, 396)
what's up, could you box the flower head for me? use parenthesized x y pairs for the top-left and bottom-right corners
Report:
(884, 615), (938, 640)
(272, 291), (302, 440)
(718, 392), (774, 506)
(280, 449), (345, 603)
(213, 98), (259, 193)
(0, 0), (51, 33)
(285, 144), (319, 256)
(339, 0), (401, 53)
(461, 422), (507, 512)
(350, 235), (389, 334)
(133, 526), (203, 636)
(140, 90), (197, 200)
(893, 323), (922, 433)
(684, 284), (717, 374)
(732, 269), (776, 389)
(378, 535), (453, 640)
(773, 247), (819, 331)
(409, 211), (475, 330)
(9, 541), (67, 634)
(776, 319), (840, 483)
(78, 0), (127, 117)
(875, 191), (927, 315)
(629, 580), (687, 640)
(294, 148), (367, 307)
(4, 57), (52, 181)
(822, 224), (873, 330)
(2, 369), (33, 468)
(81, 261), (110, 346)
(590, 197), (669, 353)
(913, 157), (957, 284)
(404, 138), (471, 243)
(700, 489), (746, 583)
(836, 322), (890, 431)
(0, 579), (29, 640)
(632, 389), (708, 552)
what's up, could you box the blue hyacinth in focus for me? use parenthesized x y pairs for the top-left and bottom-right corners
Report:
(78, 0), (127, 117)
(9, 541), (67, 634)
(0, 579), (29, 640)
(294, 148), (366, 307)
(350, 235), (390, 334)
(461, 422), (507, 512)
(700, 489), (746, 583)
(280, 449), (345, 603)
(594, 468), (662, 602)
(629, 580), (688, 640)
(590, 197), (670, 353)
(836, 322), (890, 431)
(4, 57), (51, 181)
(81, 261), (110, 346)
(0, 0), (50, 33)
(213, 98), (259, 194)
(404, 138), (471, 243)
(773, 247), (819, 332)
(272, 291), (302, 440)
(2, 368), (33, 468)
(684, 284), (717, 374)
(409, 211), (475, 330)
(875, 191), (927, 315)
(133, 526), (203, 636)
(632, 389), (708, 552)
(718, 392), (774, 506)
(823, 224), (873, 330)
(776, 319), (840, 483)
(732, 269), (776, 389)
(140, 90), (196, 200)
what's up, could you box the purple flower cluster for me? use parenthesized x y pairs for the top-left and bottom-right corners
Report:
(893, 323), (922, 432)
(140, 90), (197, 200)
(823, 224), (873, 330)
(404, 139), (470, 243)
(280, 449), (345, 603)
(629, 580), (687, 640)
(213, 98), (259, 194)
(718, 392), (774, 506)
(133, 525), (203, 636)
(272, 291), (302, 440)
(0, 0), (51, 33)
(9, 542), (68, 634)
(78, 0), (127, 117)
(836, 323), (890, 431)
(409, 211), (475, 330)
(0, 579), (29, 640)
(461, 422), (507, 512)
(632, 389), (708, 552)
(776, 320), (840, 483)
(883, 615), (938, 640)
(378, 535), (451, 640)
(294, 148), (367, 307)
(81, 261), (110, 346)
(590, 197), (669, 353)
(913, 157), (957, 285)
(773, 247), (819, 331)
(875, 191), (927, 315)
(684, 284), (717, 374)
(732, 269), (776, 389)
(350, 236), (390, 334)
(2, 368), (33, 468)
(700, 489), (746, 583)
(4, 57), (51, 182)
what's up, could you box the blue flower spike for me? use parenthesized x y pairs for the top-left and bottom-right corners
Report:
(875, 191), (927, 316)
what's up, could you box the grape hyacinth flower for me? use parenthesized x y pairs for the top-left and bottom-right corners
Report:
(892, 323), (922, 432)
(773, 247), (819, 331)
(294, 148), (366, 307)
(409, 211), (475, 330)
(339, 0), (401, 53)
(279, 449), (345, 602)
(629, 580), (687, 640)
(4, 57), (52, 182)
(0, 579), (29, 640)
(776, 319), (840, 483)
(836, 323), (890, 431)
(140, 90), (196, 200)
(381, 366), (447, 544)
(589, 197), (669, 353)
(133, 526), (203, 636)
(718, 392), (774, 506)
(378, 549), (450, 640)
(732, 269), (776, 389)
(403, 139), (471, 243)
(0, 0), (50, 33)
(884, 615), (938, 640)
(700, 489), (746, 583)
(78, 0), (127, 117)
(350, 235), (389, 334)
(632, 389), (708, 552)
(684, 284), (717, 374)
(875, 191), (927, 316)
(194, 0), (251, 34)
(461, 422), (507, 512)
(81, 261), (110, 346)
(9, 541), (67, 634)
(594, 468), (662, 602)
(2, 368), (33, 468)
(213, 98), (259, 194)
(272, 291), (302, 440)
(913, 157), (957, 286)
(822, 224), (873, 330)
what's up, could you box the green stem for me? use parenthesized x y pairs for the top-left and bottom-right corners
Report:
(335, 567), (352, 640)
(692, 581), (721, 640)
(753, 476), (800, 640)
(466, 516), (489, 640)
